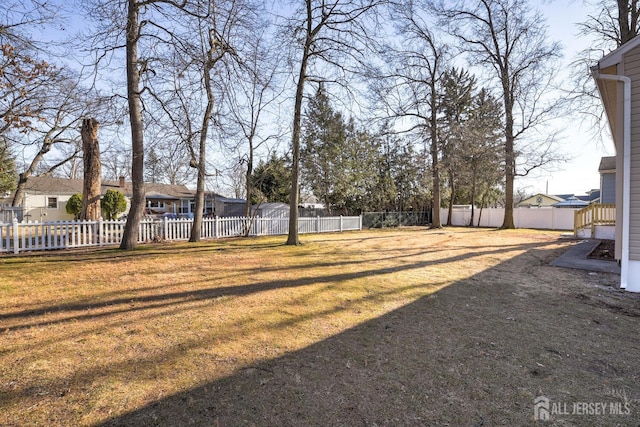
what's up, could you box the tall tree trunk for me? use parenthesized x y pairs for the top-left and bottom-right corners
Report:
(80, 118), (101, 220)
(501, 75), (515, 229)
(470, 164), (477, 227)
(189, 30), (216, 243)
(11, 173), (28, 208)
(244, 139), (253, 218)
(430, 81), (442, 229)
(287, 9), (313, 246)
(120, 0), (146, 250)
(447, 169), (454, 226)
(618, 0), (640, 45)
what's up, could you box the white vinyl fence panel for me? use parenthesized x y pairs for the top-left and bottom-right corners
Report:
(1, 215), (361, 254)
(442, 207), (579, 230)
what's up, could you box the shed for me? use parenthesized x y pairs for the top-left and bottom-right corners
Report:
(253, 202), (290, 218)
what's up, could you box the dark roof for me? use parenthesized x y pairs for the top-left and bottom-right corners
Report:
(21, 176), (195, 199)
(599, 156), (616, 172)
(575, 190), (600, 202)
(552, 197), (589, 208)
(216, 196), (246, 204)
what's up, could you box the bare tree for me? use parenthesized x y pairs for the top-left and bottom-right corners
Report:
(10, 72), (100, 207)
(580, 0), (640, 47)
(85, 0), (215, 249)
(188, 24), (233, 243)
(282, 0), (384, 245)
(223, 26), (283, 218)
(569, 1), (640, 137)
(0, 1), (61, 48)
(118, 0), (147, 249)
(437, 0), (562, 229)
(142, 0), (250, 242)
(370, 2), (448, 228)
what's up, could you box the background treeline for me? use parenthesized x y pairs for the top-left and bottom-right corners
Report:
(0, 0), (634, 246)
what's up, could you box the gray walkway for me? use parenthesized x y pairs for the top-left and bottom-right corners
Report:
(550, 239), (621, 274)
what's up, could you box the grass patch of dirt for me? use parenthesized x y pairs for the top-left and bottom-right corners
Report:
(1, 228), (639, 426)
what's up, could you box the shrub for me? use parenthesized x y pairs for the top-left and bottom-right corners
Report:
(101, 189), (127, 220)
(65, 193), (83, 220)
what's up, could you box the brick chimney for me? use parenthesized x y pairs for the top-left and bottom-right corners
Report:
(119, 176), (125, 188)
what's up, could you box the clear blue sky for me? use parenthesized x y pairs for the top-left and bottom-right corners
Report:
(30, 1), (616, 198)
(520, 1), (615, 197)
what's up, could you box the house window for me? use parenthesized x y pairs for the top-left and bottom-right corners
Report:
(179, 199), (191, 214)
(47, 197), (58, 209)
(205, 198), (214, 213)
(147, 200), (165, 209)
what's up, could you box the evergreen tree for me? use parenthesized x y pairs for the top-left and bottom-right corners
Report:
(438, 67), (504, 225)
(301, 84), (346, 214)
(0, 140), (17, 195)
(439, 67), (476, 225)
(145, 147), (161, 184)
(301, 85), (382, 215)
(464, 88), (504, 223)
(251, 154), (291, 204)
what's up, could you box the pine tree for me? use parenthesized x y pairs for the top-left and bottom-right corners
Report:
(0, 140), (17, 195)
(301, 84), (346, 215)
(251, 154), (291, 204)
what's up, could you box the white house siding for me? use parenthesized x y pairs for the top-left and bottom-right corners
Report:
(23, 194), (74, 222)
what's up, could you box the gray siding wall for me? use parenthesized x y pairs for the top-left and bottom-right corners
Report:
(601, 173), (616, 204)
(624, 48), (640, 260)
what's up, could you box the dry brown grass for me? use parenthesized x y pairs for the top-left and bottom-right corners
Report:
(1, 227), (639, 426)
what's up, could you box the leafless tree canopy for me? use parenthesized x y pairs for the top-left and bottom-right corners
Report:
(281, 0), (384, 245)
(570, 1), (640, 142)
(435, 0), (563, 228)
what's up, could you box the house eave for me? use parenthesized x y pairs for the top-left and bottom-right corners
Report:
(598, 34), (640, 68)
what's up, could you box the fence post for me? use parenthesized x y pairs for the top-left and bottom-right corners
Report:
(12, 219), (19, 254)
(316, 215), (320, 233)
(340, 215), (343, 232)
(98, 217), (104, 246)
(163, 216), (169, 240)
(215, 215), (219, 238)
(359, 214), (363, 230)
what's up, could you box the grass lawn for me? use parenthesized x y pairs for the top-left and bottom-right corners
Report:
(1, 227), (639, 426)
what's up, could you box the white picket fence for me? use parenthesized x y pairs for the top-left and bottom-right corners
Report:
(0, 215), (362, 254)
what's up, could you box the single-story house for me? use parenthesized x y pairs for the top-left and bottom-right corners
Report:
(591, 34), (640, 292)
(517, 193), (565, 207)
(599, 156), (616, 205)
(8, 176), (245, 222)
(517, 190), (600, 208)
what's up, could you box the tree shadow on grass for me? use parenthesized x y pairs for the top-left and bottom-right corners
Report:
(0, 240), (559, 329)
(93, 246), (640, 426)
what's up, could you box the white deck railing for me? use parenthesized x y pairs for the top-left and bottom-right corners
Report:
(0, 215), (362, 254)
